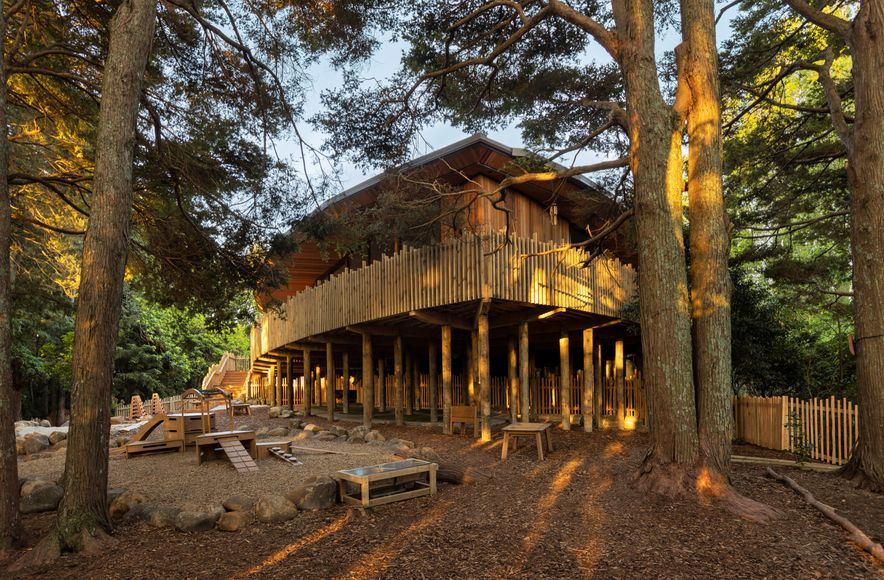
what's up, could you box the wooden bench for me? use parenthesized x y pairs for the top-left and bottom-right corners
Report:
(231, 403), (252, 416)
(449, 405), (479, 437)
(336, 459), (437, 508)
(501, 422), (554, 461)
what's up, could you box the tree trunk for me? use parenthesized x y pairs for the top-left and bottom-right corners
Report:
(842, 0), (884, 491)
(361, 334), (373, 429)
(0, 5), (22, 550)
(681, 0), (733, 476)
(56, 0), (156, 551)
(613, 0), (699, 485)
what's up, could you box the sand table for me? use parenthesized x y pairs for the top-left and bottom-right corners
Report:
(18, 438), (396, 512)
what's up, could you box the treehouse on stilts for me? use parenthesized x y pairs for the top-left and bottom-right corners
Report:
(248, 135), (646, 439)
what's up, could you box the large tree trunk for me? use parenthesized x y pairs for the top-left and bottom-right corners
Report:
(680, 0), (733, 476)
(55, 0), (156, 552)
(0, 6), (22, 551)
(613, 0), (699, 488)
(841, 0), (884, 492)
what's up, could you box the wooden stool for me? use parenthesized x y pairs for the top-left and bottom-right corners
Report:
(501, 422), (554, 461)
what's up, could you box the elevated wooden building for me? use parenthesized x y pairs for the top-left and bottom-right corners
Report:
(248, 135), (645, 438)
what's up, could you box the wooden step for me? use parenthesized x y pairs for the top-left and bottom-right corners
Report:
(125, 439), (184, 458)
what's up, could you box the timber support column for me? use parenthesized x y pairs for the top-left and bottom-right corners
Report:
(594, 344), (603, 426)
(468, 330), (477, 406)
(519, 322), (529, 422)
(286, 355), (294, 410)
(478, 310), (491, 442)
(507, 336), (518, 423)
(582, 329), (594, 433)
(303, 349), (312, 417)
(560, 331), (571, 431)
(428, 340), (438, 423)
(442, 325), (452, 434)
(342, 351), (350, 415)
(394, 336), (404, 425)
(275, 360), (282, 407)
(377, 358), (386, 413)
(361, 334), (373, 428)
(615, 340), (625, 430)
(326, 343), (335, 422)
(404, 350), (413, 416)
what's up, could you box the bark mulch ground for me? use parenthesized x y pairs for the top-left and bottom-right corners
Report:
(4, 422), (882, 579)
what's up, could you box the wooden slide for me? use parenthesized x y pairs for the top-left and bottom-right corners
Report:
(124, 414), (184, 458)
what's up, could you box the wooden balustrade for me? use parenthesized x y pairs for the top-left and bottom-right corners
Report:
(251, 231), (637, 361)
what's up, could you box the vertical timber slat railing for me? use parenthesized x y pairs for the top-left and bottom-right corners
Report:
(733, 395), (860, 465)
(251, 231), (637, 360)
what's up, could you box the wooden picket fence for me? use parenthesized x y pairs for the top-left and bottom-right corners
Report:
(733, 395), (860, 466)
(112, 395), (183, 419)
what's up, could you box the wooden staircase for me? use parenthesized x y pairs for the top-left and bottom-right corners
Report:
(218, 370), (249, 399)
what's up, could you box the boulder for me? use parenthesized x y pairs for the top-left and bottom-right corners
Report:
(108, 438), (121, 448)
(364, 430), (385, 443)
(49, 431), (67, 445)
(21, 479), (55, 497)
(288, 419), (304, 430)
(175, 511), (216, 533)
(223, 495), (255, 512)
(315, 431), (338, 441)
(23, 433), (50, 455)
(303, 423), (322, 433)
(107, 488), (128, 506)
(388, 438), (415, 449)
(267, 427), (289, 438)
(110, 416), (125, 425)
(110, 491), (147, 520)
(348, 425), (369, 439)
(348, 434), (366, 444)
(217, 510), (249, 532)
(279, 409), (293, 419)
(144, 505), (180, 529)
(21, 484), (63, 514)
(329, 426), (348, 437)
(15, 437), (27, 455)
(418, 447), (441, 462)
(39, 419), (51, 428)
(268, 406), (282, 418)
(291, 430), (313, 441)
(255, 426), (270, 438)
(285, 476), (337, 511)
(53, 440), (68, 452)
(255, 494), (297, 523)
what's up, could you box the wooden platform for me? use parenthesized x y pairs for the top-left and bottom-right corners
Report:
(125, 439), (184, 458)
(336, 459), (437, 508)
(218, 439), (259, 473)
(165, 412), (216, 446)
(195, 430), (257, 468)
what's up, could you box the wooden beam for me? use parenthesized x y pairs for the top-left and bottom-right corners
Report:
(346, 324), (436, 339)
(560, 331), (571, 431)
(405, 349), (413, 416)
(394, 335), (404, 426)
(519, 322), (530, 422)
(473, 298), (491, 331)
(377, 357), (386, 413)
(326, 343), (335, 423)
(303, 349), (312, 417)
(615, 340), (625, 429)
(508, 336), (518, 423)
(286, 354), (295, 411)
(409, 309), (472, 331)
(362, 334), (373, 428)
(478, 310), (491, 442)
(342, 351), (350, 415)
(429, 340), (438, 423)
(582, 329), (594, 433)
(442, 325), (452, 435)
(594, 343), (603, 427)
(489, 307), (566, 329)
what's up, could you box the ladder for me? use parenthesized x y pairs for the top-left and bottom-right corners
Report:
(218, 438), (259, 473)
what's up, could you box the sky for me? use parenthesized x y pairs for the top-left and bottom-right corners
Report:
(284, 5), (739, 202)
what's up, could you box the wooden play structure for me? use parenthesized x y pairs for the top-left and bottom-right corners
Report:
(195, 431), (258, 473)
(149, 393), (164, 415)
(247, 135), (644, 437)
(336, 459), (437, 508)
(124, 414), (183, 458)
(449, 405), (479, 437)
(181, 387), (234, 430)
(500, 422), (554, 461)
(128, 395), (145, 421)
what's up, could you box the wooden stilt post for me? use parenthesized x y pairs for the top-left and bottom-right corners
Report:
(519, 321), (529, 422)
(404, 349), (413, 416)
(315, 364), (321, 406)
(560, 331), (571, 431)
(615, 340), (625, 430)
(303, 349), (312, 416)
(508, 336), (518, 423)
(326, 343), (335, 422)
(377, 357), (386, 413)
(468, 330), (477, 406)
(342, 351), (350, 415)
(429, 340), (438, 423)
(362, 333), (373, 429)
(442, 325), (452, 434)
(394, 335), (404, 425)
(412, 355), (420, 413)
(594, 343), (603, 427)
(275, 360), (282, 407)
(286, 354), (294, 410)
(583, 329), (594, 433)
(478, 310), (491, 442)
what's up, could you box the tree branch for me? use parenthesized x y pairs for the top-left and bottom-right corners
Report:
(782, 0), (851, 37)
(547, 0), (619, 61)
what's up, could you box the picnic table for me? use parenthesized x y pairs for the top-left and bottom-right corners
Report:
(501, 422), (554, 461)
(335, 459), (437, 507)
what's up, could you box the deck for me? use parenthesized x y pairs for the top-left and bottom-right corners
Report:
(251, 231), (636, 361)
